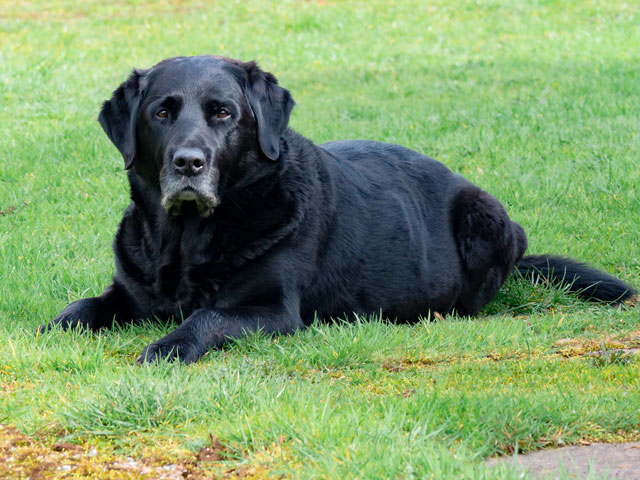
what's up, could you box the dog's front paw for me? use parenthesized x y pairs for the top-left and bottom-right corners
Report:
(37, 298), (103, 334)
(137, 336), (205, 365)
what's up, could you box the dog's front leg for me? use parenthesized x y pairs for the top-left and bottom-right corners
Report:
(137, 304), (303, 364)
(38, 282), (135, 334)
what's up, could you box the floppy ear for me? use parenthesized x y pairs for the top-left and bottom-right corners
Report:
(243, 62), (295, 161)
(97, 69), (147, 169)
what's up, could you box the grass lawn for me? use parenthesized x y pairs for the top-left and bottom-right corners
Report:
(1, 0), (639, 478)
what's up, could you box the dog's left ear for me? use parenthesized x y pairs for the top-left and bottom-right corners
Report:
(98, 69), (148, 169)
(243, 62), (295, 161)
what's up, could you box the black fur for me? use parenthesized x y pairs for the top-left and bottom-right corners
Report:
(41, 56), (636, 364)
(516, 255), (634, 303)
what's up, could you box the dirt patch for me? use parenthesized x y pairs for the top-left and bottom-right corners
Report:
(0, 424), (283, 479)
(382, 357), (436, 372)
(486, 442), (640, 479)
(624, 295), (639, 308)
(0, 423), (191, 479)
(553, 332), (640, 363)
(0, 201), (28, 216)
(196, 433), (228, 463)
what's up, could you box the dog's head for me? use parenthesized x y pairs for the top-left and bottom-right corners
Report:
(98, 55), (295, 217)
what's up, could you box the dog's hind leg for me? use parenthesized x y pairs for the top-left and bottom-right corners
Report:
(449, 185), (527, 316)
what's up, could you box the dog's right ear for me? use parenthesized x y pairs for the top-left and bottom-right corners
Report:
(98, 69), (147, 169)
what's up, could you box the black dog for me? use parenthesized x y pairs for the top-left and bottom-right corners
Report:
(41, 55), (636, 364)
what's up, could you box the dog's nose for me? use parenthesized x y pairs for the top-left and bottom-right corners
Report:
(172, 148), (206, 176)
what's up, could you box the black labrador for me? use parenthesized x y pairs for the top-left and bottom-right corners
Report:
(41, 55), (636, 364)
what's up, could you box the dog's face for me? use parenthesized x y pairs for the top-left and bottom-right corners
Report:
(98, 56), (295, 217)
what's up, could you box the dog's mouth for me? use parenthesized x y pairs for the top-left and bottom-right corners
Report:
(161, 187), (220, 218)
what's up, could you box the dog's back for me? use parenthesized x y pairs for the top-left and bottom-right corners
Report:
(301, 140), (471, 321)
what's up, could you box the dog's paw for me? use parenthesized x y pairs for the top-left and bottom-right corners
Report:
(137, 337), (204, 365)
(38, 298), (105, 335)
(36, 321), (75, 335)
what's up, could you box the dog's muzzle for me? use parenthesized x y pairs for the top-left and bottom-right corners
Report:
(160, 147), (220, 217)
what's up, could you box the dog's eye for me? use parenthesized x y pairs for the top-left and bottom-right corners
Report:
(216, 108), (231, 119)
(156, 109), (168, 119)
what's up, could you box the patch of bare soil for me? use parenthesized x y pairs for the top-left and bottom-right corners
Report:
(486, 442), (640, 479)
(0, 424), (265, 479)
(553, 330), (640, 363)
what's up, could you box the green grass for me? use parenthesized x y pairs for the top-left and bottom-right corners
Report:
(1, 0), (640, 478)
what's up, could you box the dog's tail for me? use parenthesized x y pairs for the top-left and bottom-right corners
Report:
(515, 255), (636, 304)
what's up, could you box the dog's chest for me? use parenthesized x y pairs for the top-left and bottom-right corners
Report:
(150, 222), (231, 318)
